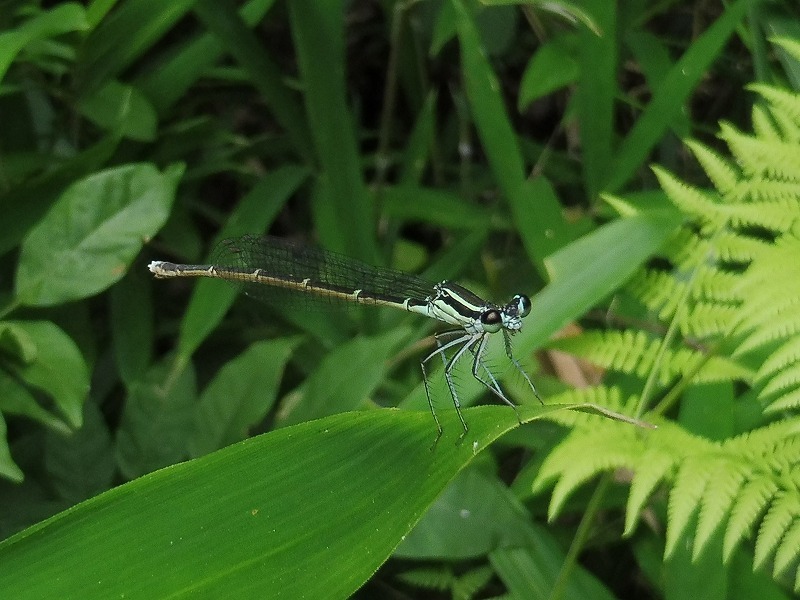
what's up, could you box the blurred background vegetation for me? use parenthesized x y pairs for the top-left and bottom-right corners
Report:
(1, 0), (799, 598)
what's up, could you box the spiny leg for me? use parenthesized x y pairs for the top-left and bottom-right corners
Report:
(471, 334), (522, 425)
(441, 333), (480, 438)
(469, 334), (506, 399)
(420, 358), (443, 446)
(503, 330), (541, 403)
(421, 330), (474, 443)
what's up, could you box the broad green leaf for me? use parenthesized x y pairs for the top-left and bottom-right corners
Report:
(0, 3), (87, 83)
(278, 328), (412, 427)
(15, 163), (184, 306)
(189, 337), (300, 457)
(110, 271), (153, 387)
(0, 135), (121, 256)
(77, 79), (157, 141)
(396, 466), (532, 559)
(544, 210), (682, 287)
(0, 370), (69, 434)
(115, 360), (196, 480)
(44, 402), (114, 503)
(0, 321), (89, 429)
(0, 413), (23, 483)
(519, 36), (580, 110)
(0, 403), (601, 599)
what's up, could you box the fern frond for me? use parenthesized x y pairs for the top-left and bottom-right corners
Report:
(693, 460), (748, 560)
(724, 419), (800, 457)
(752, 102), (786, 140)
(748, 84), (800, 128)
(732, 179), (800, 203)
(771, 37), (800, 64)
(679, 301), (739, 338)
(685, 139), (738, 194)
(653, 166), (726, 225)
(760, 367), (800, 398)
(765, 388), (800, 413)
(533, 425), (642, 519)
(692, 266), (740, 303)
(720, 122), (800, 181)
(715, 231), (772, 263)
(624, 447), (678, 535)
(626, 268), (685, 317)
(754, 493), (799, 572)
(734, 313), (800, 355)
(773, 518), (800, 581)
(723, 199), (800, 232)
(453, 565), (494, 600)
(723, 476), (780, 560)
(550, 330), (751, 385)
(758, 337), (800, 381)
(665, 456), (716, 557)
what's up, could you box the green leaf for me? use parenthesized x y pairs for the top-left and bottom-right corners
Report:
(44, 402), (114, 503)
(396, 465), (533, 559)
(110, 271), (153, 387)
(77, 79), (157, 141)
(0, 321), (89, 429)
(0, 403), (581, 599)
(115, 360), (196, 480)
(606, 0), (752, 191)
(0, 3), (88, 83)
(189, 337), (300, 457)
(15, 163), (184, 306)
(452, 0), (569, 275)
(381, 185), (498, 231)
(136, 0), (279, 115)
(519, 36), (579, 110)
(575, 0), (616, 199)
(76, 0), (195, 95)
(287, 0), (375, 258)
(0, 369), (69, 434)
(0, 413), (23, 483)
(278, 328), (412, 427)
(191, 0), (312, 160)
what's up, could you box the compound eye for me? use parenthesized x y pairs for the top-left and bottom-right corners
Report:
(481, 309), (503, 333)
(515, 294), (532, 318)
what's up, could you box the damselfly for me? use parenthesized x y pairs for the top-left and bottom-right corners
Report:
(148, 234), (540, 440)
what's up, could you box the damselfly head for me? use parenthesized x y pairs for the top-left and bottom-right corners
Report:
(501, 294), (532, 331)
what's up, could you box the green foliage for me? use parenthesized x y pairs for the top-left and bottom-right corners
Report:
(1, 0), (799, 599)
(539, 81), (800, 590)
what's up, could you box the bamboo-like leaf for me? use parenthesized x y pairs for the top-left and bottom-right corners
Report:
(0, 404), (580, 599)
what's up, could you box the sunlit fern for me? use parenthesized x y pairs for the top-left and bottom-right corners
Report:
(535, 42), (800, 592)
